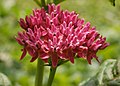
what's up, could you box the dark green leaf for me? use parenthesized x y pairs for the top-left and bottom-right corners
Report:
(109, 0), (115, 6)
(53, 0), (66, 5)
(79, 59), (120, 86)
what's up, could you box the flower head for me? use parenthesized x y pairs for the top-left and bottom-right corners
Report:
(16, 4), (109, 67)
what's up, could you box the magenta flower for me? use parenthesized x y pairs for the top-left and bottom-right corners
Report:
(16, 4), (109, 67)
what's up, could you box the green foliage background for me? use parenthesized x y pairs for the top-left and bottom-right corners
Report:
(0, 0), (120, 86)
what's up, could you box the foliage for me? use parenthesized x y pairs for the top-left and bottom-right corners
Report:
(0, 0), (120, 86)
(109, 0), (116, 6)
(53, 0), (66, 5)
(0, 72), (12, 86)
(79, 59), (120, 86)
(34, 0), (66, 8)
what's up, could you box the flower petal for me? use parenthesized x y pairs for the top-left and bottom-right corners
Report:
(20, 48), (27, 60)
(51, 53), (59, 68)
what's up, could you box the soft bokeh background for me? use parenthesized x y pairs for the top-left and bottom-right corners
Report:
(0, 0), (120, 86)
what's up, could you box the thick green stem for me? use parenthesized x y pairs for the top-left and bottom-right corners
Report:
(47, 67), (57, 86)
(35, 58), (44, 86)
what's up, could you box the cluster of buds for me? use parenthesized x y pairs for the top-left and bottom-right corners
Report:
(16, 4), (109, 67)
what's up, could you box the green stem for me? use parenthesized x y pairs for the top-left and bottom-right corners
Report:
(41, 0), (46, 7)
(47, 67), (57, 86)
(35, 58), (44, 86)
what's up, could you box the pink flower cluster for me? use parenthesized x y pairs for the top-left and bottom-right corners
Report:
(16, 4), (109, 67)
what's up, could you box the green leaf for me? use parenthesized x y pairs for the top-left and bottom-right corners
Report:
(79, 59), (120, 86)
(0, 72), (12, 86)
(53, 0), (66, 5)
(109, 0), (115, 6)
(34, 0), (46, 8)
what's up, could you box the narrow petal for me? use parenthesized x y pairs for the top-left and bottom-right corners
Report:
(19, 18), (28, 29)
(30, 55), (38, 62)
(26, 47), (35, 57)
(100, 43), (110, 50)
(25, 16), (31, 25)
(68, 50), (74, 63)
(56, 4), (60, 13)
(15, 37), (24, 45)
(42, 58), (48, 63)
(69, 55), (74, 63)
(87, 53), (92, 64)
(94, 55), (100, 63)
(93, 44), (102, 51)
(48, 4), (51, 14)
(20, 48), (27, 60)
(51, 53), (59, 68)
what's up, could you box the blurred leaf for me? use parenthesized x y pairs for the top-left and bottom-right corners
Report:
(34, 0), (66, 7)
(109, 0), (115, 6)
(34, 0), (47, 9)
(53, 0), (66, 5)
(0, 72), (12, 86)
(79, 59), (120, 86)
(34, 0), (41, 7)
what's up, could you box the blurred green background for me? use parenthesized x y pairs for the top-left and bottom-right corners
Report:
(0, 0), (120, 86)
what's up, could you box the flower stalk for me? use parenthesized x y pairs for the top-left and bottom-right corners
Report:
(35, 58), (44, 86)
(47, 67), (57, 86)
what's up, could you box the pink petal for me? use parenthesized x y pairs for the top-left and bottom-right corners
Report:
(42, 58), (48, 63)
(56, 4), (60, 13)
(87, 35), (96, 47)
(51, 53), (59, 68)
(20, 48), (27, 60)
(26, 47), (35, 57)
(68, 51), (74, 63)
(100, 43), (110, 50)
(93, 55), (100, 63)
(25, 16), (31, 26)
(48, 4), (52, 14)
(46, 17), (51, 26)
(53, 36), (57, 46)
(30, 55), (38, 62)
(87, 53), (92, 64)
(19, 18), (28, 29)
(72, 15), (78, 24)
(93, 44), (102, 51)
(15, 37), (24, 45)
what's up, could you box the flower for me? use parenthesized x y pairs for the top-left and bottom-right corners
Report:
(16, 4), (109, 67)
